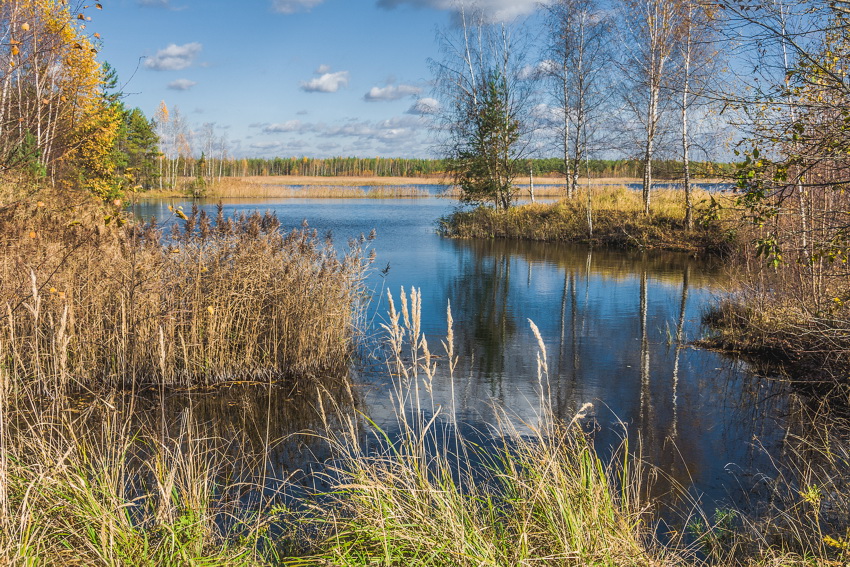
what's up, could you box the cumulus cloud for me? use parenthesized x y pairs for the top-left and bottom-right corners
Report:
(272, 0), (324, 13)
(300, 67), (349, 93)
(167, 78), (197, 91)
(262, 120), (305, 133)
(406, 97), (440, 115)
(248, 114), (431, 156)
(364, 83), (422, 102)
(145, 42), (202, 71)
(376, 0), (551, 21)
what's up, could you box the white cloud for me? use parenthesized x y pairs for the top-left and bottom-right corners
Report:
(364, 83), (422, 102)
(167, 78), (197, 90)
(262, 120), (305, 133)
(519, 59), (557, 80)
(376, 0), (551, 22)
(249, 140), (308, 151)
(406, 97), (440, 115)
(145, 42), (202, 71)
(272, 0), (324, 13)
(300, 69), (349, 93)
(246, 114), (431, 156)
(323, 115), (427, 143)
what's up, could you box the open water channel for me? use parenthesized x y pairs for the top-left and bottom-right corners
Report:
(132, 195), (795, 514)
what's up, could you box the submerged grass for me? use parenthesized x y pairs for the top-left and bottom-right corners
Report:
(440, 185), (739, 254)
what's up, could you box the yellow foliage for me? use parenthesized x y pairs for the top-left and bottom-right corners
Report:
(1, 0), (120, 198)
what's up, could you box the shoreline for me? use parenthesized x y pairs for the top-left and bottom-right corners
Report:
(133, 175), (730, 200)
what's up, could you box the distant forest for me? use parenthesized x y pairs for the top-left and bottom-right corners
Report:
(195, 156), (734, 179)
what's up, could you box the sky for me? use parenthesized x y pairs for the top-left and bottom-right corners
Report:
(92, 0), (549, 159)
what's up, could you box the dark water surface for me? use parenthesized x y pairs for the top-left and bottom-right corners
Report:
(132, 196), (790, 511)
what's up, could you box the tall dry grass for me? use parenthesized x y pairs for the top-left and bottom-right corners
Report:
(205, 180), (434, 199)
(296, 288), (664, 566)
(0, 185), (370, 391)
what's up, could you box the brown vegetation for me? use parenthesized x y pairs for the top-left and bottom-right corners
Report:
(0, 184), (370, 391)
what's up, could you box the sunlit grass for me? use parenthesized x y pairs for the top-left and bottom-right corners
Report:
(440, 185), (739, 253)
(0, 185), (371, 390)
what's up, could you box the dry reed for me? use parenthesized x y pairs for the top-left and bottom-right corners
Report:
(0, 185), (371, 391)
(205, 180), (433, 199)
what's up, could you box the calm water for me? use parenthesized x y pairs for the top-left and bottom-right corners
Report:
(132, 196), (790, 510)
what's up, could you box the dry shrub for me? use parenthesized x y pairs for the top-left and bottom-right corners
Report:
(0, 185), (370, 391)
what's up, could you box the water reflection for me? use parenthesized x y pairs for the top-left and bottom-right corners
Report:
(132, 197), (794, 511)
(364, 235), (778, 507)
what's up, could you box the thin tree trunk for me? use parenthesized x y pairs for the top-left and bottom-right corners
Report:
(682, 23), (693, 230)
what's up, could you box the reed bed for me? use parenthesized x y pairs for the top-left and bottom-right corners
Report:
(0, 278), (847, 564)
(440, 185), (738, 254)
(0, 185), (370, 390)
(206, 180), (434, 199)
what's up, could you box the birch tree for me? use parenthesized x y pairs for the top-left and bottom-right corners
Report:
(618, 0), (683, 214)
(545, 0), (612, 199)
(675, 0), (718, 229)
(0, 0), (119, 196)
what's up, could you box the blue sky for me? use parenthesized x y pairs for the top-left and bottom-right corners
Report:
(93, 0), (547, 159)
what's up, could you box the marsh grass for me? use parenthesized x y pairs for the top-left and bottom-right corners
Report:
(204, 178), (435, 199)
(440, 185), (739, 254)
(0, 281), (847, 565)
(2, 184), (848, 566)
(0, 389), (289, 565)
(0, 185), (370, 390)
(296, 288), (664, 566)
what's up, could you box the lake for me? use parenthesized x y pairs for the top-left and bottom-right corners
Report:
(132, 196), (791, 513)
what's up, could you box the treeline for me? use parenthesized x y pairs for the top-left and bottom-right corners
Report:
(151, 156), (734, 181)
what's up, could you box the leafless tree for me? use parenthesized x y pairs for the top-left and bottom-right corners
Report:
(544, 0), (613, 200)
(618, 0), (683, 214)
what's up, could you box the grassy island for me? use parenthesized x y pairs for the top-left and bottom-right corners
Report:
(439, 185), (739, 255)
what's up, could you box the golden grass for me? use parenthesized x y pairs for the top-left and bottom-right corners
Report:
(235, 175), (449, 186)
(0, 184), (370, 390)
(441, 185), (740, 254)
(205, 178), (434, 199)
